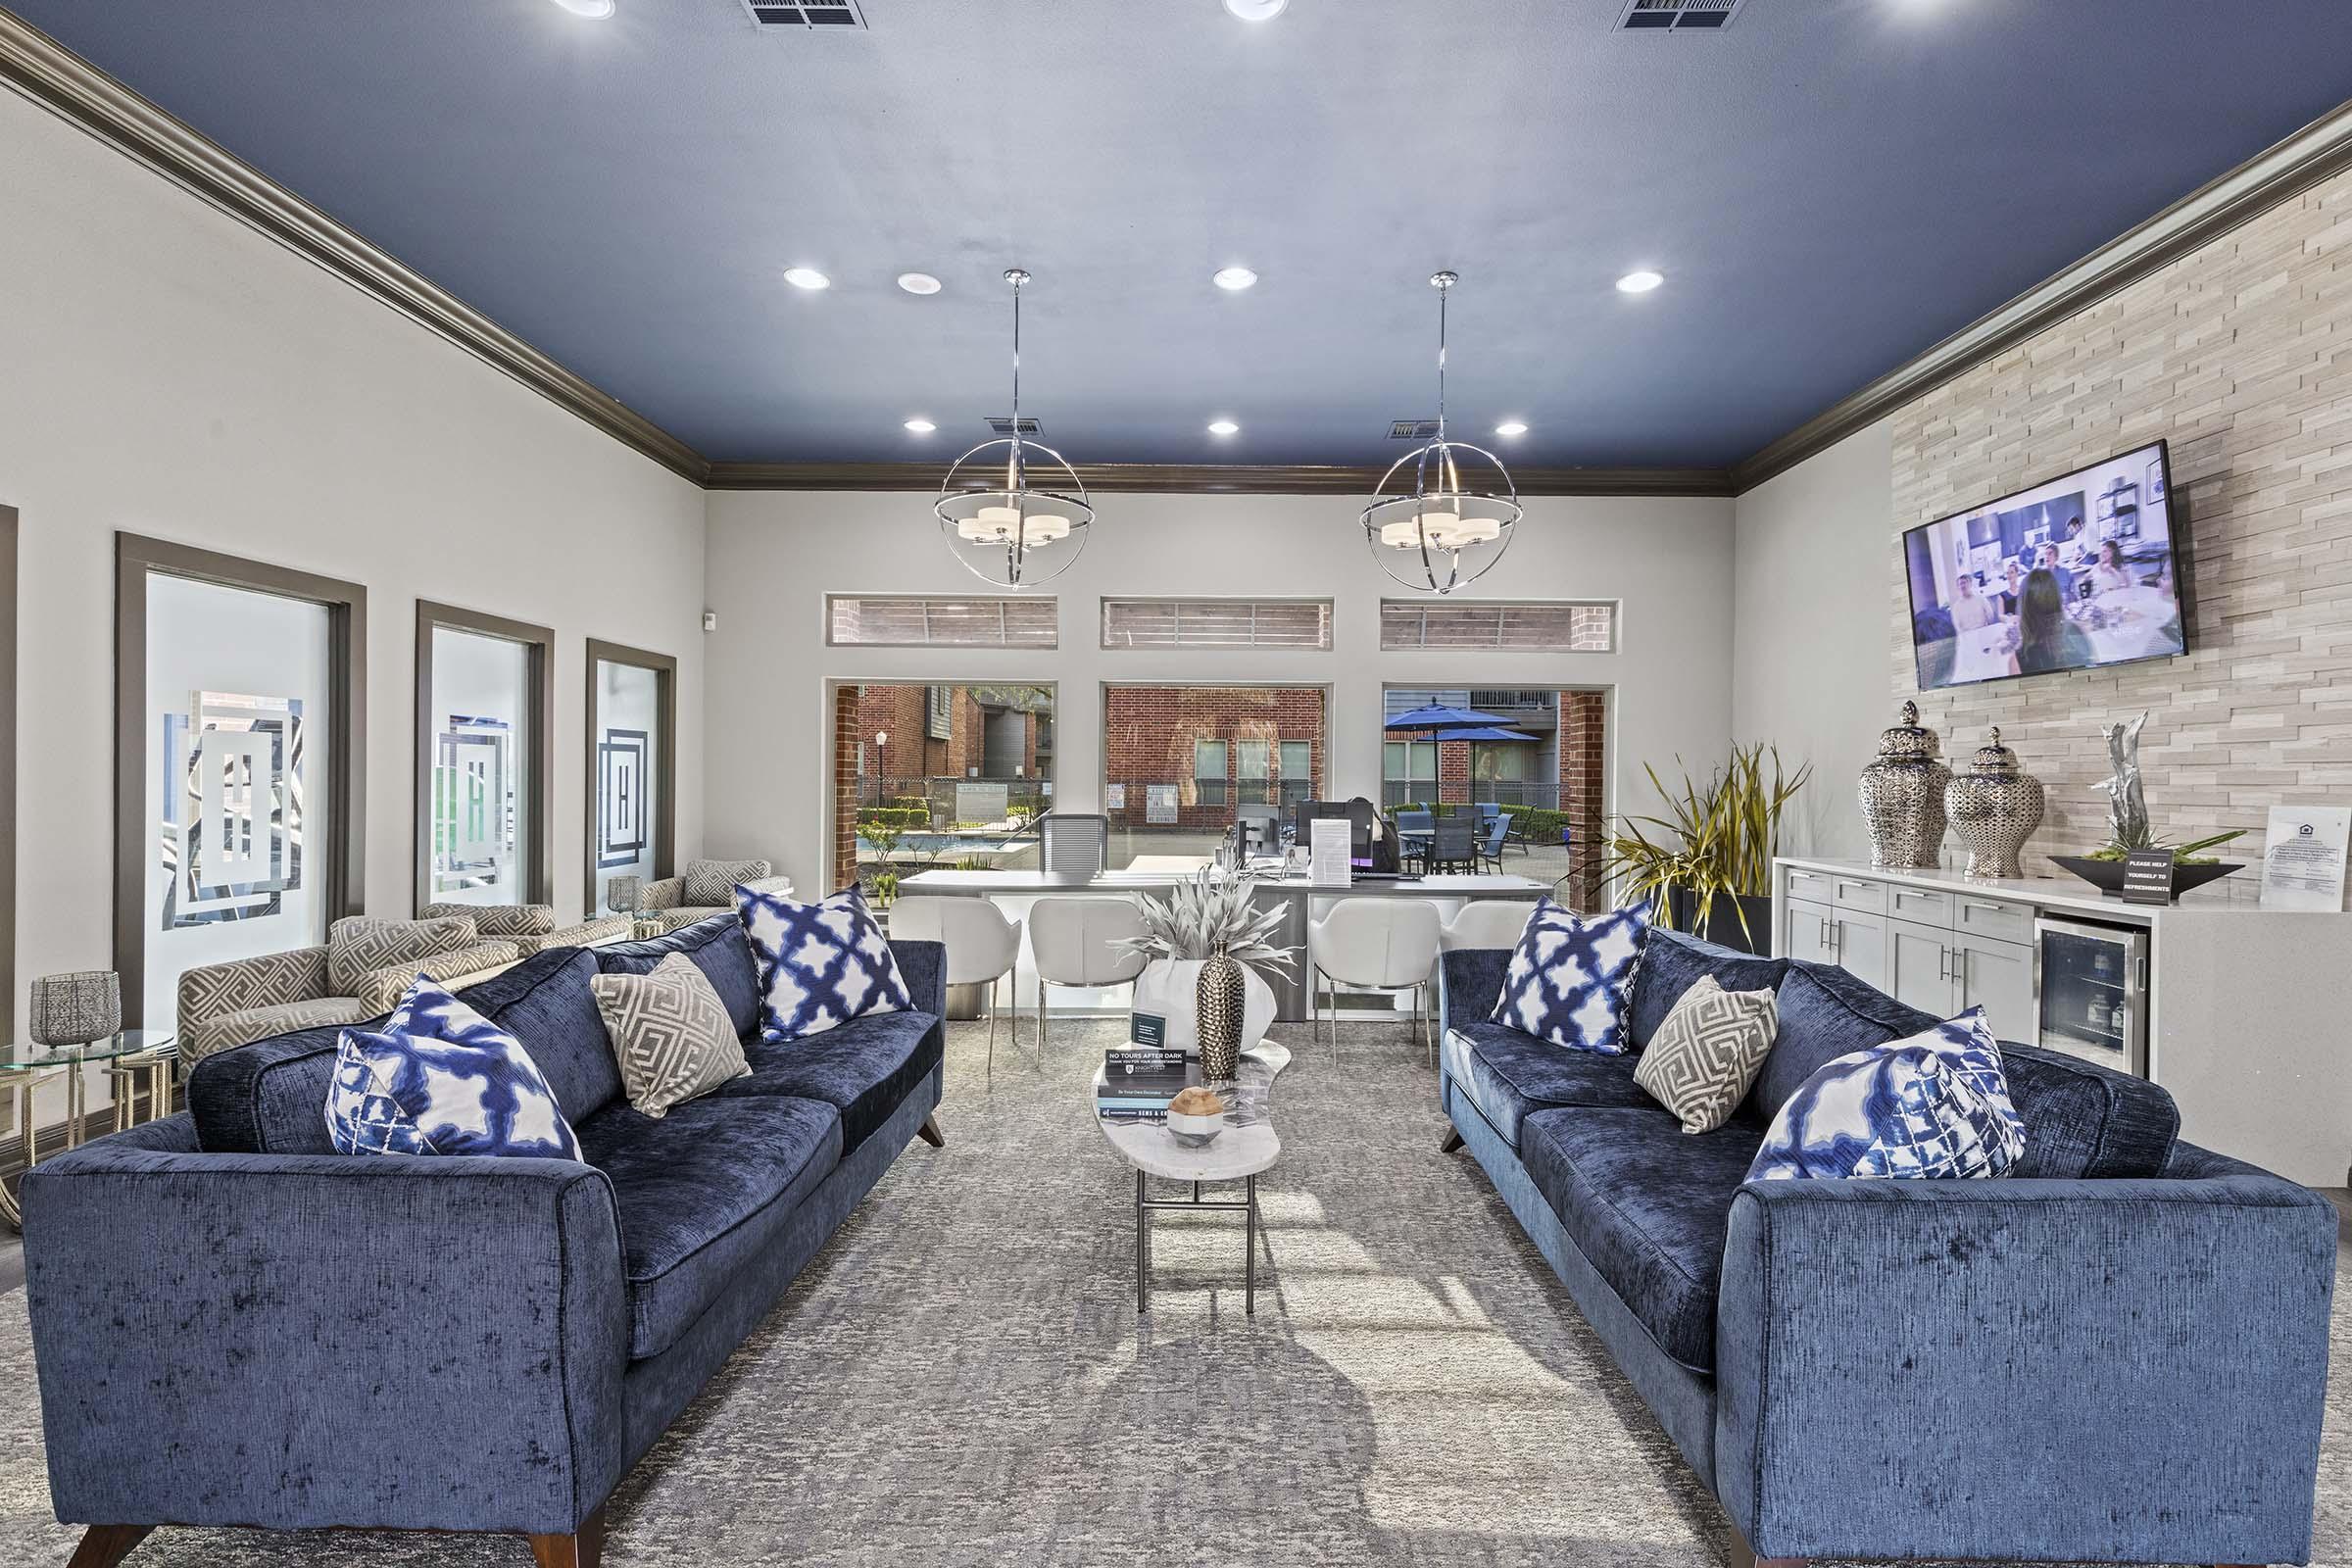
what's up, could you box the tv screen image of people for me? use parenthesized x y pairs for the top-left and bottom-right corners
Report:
(1904, 439), (2184, 691)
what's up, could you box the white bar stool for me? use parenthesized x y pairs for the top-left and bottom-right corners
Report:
(888, 896), (1025, 1080)
(1307, 899), (1443, 1063)
(1026, 896), (1149, 1056)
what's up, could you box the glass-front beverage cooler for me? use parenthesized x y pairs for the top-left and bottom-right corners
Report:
(2034, 916), (2149, 1076)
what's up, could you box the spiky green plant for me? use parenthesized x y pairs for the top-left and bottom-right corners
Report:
(1114, 868), (1298, 980)
(1597, 745), (1811, 948)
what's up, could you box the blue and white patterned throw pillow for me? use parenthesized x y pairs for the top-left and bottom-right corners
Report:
(733, 884), (911, 1043)
(1747, 1008), (2026, 1182)
(324, 975), (581, 1159)
(1490, 897), (1651, 1056)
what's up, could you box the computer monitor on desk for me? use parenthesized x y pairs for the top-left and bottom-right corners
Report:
(1294, 800), (1384, 871)
(1236, 805), (1283, 858)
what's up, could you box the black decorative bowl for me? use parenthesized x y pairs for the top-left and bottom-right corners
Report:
(2050, 856), (2244, 900)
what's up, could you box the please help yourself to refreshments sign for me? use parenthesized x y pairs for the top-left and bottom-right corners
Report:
(2119, 848), (2178, 906)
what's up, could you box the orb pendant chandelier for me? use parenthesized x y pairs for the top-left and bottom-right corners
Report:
(1362, 270), (1521, 594)
(935, 269), (1094, 590)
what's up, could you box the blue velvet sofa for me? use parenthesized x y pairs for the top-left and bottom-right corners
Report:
(21, 914), (946, 1568)
(1438, 928), (2337, 1568)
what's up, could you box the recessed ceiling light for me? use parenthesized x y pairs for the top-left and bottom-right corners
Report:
(783, 267), (830, 291)
(1224, 0), (1287, 19)
(1616, 270), (1665, 294)
(549, 0), (615, 16)
(1207, 418), (1241, 437)
(1211, 266), (1259, 292)
(1495, 419), (1529, 437)
(904, 417), (937, 434)
(897, 272), (942, 296)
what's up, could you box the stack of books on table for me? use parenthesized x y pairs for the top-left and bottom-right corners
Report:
(1097, 1048), (1189, 1123)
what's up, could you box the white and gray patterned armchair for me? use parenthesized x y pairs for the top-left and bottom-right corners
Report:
(635, 858), (792, 934)
(417, 903), (634, 956)
(174, 915), (523, 1066)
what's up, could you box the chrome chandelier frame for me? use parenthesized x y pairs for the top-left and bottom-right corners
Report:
(1361, 270), (1522, 595)
(934, 268), (1094, 590)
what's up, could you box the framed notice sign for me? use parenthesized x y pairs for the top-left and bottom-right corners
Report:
(2258, 805), (2350, 911)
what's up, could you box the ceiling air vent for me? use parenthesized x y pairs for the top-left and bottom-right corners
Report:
(986, 416), (1041, 435)
(1388, 418), (1441, 440)
(739, 1), (866, 27)
(1618, 0), (1743, 30)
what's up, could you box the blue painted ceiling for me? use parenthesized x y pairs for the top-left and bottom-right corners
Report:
(12, 0), (2352, 468)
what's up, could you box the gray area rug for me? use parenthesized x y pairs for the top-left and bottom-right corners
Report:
(1, 1016), (2346, 1567)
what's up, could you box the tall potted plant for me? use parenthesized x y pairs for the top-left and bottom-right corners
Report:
(1116, 869), (1298, 1074)
(1599, 745), (1810, 955)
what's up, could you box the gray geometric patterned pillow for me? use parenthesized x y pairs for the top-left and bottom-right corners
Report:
(1633, 974), (1778, 1135)
(682, 858), (768, 908)
(589, 953), (752, 1118)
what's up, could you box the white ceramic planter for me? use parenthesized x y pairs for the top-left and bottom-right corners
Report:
(1131, 957), (1276, 1060)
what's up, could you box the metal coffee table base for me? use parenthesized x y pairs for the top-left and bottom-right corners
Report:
(1134, 1171), (1261, 1315)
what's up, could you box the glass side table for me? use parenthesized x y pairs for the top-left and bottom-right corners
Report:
(1, 1030), (176, 1228)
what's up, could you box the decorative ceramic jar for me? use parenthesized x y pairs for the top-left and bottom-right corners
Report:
(1942, 726), (2045, 880)
(1857, 701), (1950, 870)
(1194, 949), (1248, 1081)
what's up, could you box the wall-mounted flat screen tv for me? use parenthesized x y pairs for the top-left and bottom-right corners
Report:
(1904, 439), (2185, 691)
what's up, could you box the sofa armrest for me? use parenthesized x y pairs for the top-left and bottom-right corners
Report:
(21, 1120), (628, 1536)
(740, 873), (794, 899)
(176, 944), (331, 1037)
(1438, 948), (1510, 1033)
(1713, 1155), (2336, 1565)
(420, 901), (557, 939)
(891, 938), (947, 1017)
(638, 875), (688, 911)
(349, 938), (525, 1014)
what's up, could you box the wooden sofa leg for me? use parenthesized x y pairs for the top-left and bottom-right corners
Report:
(916, 1113), (946, 1148)
(528, 1506), (607, 1568)
(1725, 1524), (1803, 1568)
(1439, 1127), (1464, 1153)
(66, 1526), (153, 1568)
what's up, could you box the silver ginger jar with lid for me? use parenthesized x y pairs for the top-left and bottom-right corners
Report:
(1857, 701), (1950, 870)
(1942, 726), (2045, 880)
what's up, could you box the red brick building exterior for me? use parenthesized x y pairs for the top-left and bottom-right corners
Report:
(855, 684), (1040, 789)
(1102, 686), (1326, 831)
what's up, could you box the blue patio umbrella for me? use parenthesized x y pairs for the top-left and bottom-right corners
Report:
(1382, 704), (1516, 732)
(1430, 725), (1539, 743)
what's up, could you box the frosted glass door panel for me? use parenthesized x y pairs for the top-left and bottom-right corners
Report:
(430, 626), (530, 906)
(593, 658), (662, 914)
(144, 575), (333, 1030)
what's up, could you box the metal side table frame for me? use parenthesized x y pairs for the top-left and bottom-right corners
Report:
(2, 1031), (177, 1228)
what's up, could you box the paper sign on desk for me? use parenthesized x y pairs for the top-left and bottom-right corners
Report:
(2259, 806), (2350, 910)
(1309, 818), (1352, 887)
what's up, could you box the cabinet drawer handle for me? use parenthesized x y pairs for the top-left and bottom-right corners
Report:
(1937, 945), (1952, 982)
(1961, 900), (2010, 917)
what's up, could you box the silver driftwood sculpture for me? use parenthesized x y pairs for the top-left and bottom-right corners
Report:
(2095, 711), (2152, 851)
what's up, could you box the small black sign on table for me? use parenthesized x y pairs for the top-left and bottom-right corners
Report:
(2120, 848), (2179, 905)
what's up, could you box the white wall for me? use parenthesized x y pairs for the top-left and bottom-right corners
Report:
(0, 86), (710, 1064)
(705, 489), (1739, 896)
(1731, 420), (1896, 858)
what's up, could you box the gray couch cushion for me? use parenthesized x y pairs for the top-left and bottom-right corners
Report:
(575, 1093), (841, 1359)
(1443, 1019), (1651, 1151)
(1520, 1105), (1764, 1374)
(1751, 959), (1940, 1121)
(1628, 928), (1788, 1052)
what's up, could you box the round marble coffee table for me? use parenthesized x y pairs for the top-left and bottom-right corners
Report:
(1095, 1042), (1288, 1315)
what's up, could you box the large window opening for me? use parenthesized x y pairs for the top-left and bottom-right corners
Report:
(832, 682), (1054, 898)
(1102, 685), (1328, 871)
(1382, 685), (1607, 907)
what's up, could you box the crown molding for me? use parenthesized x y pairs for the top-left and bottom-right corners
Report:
(705, 460), (1738, 497)
(1730, 94), (2352, 493)
(0, 10), (708, 484)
